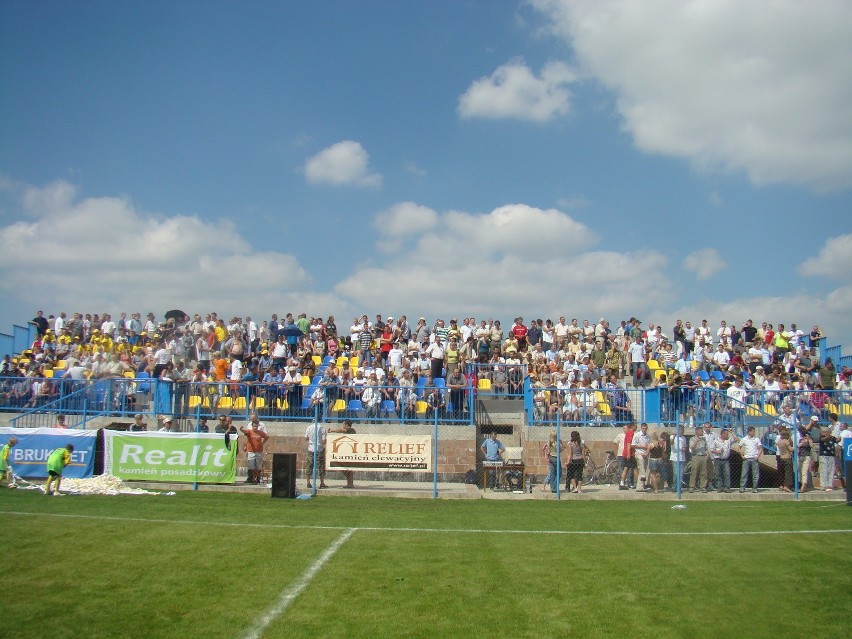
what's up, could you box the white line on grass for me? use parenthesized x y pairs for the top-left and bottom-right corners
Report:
(2, 511), (851, 536)
(241, 527), (354, 639)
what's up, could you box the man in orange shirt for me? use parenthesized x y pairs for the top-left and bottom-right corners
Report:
(211, 351), (229, 408)
(240, 412), (269, 484)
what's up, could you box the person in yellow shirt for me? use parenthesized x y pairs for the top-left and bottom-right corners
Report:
(1, 437), (18, 488)
(44, 444), (74, 496)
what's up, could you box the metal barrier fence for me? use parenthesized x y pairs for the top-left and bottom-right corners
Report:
(466, 362), (528, 399)
(1, 376), (476, 427)
(524, 383), (646, 427)
(4, 374), (850, 431)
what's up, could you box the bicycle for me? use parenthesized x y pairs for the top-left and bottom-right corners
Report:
(583, 450), (620, 485)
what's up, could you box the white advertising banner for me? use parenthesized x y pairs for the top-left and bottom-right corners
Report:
(326, 433), (431, 472)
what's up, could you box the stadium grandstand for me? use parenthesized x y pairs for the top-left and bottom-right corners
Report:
(2, 309), (850, 493)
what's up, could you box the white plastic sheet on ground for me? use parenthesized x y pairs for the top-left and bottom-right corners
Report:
(13, 474), (175, 496)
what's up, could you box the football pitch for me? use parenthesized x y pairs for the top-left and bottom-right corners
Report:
(1, 490), (850, 639)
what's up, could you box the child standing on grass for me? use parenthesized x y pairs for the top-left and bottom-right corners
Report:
(1, 437), (18, 488)
(44, 444), (74, 496)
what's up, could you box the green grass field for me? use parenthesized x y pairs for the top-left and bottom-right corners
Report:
(1, 490), (850, 639)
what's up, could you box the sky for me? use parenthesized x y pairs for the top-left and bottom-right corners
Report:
(1, 0), (851, 345)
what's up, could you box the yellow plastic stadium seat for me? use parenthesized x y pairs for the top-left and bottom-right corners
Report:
(332, 399), (346, 412)
(826, 404), (838, 415)
(746, 404), (762, 416)
(218, 397), (233, 409)
(233, 397), (247, 409)
(647, 359), (661, 370)
(843, 405), (852, 417)
(252, 397), (266, 410)
(42, 369), (54, 378)
(54, 359), (68, 370)
(478, 378), (492, 391)
(301, 376), (311, 386)
(598, 402), (612, 416)
(691, 360), (699, 370)
(764, 404), (777, 416)
(124, 371), (136, 378)
(416, 400), (428, 415)
(655, 369), (668, 381)
(312, 355), (322, 366)
(594, 390), (605, 403)
(188, 396), (202, 408)
(337, 356), (348, 366)
(349, 356), (360, 369)
(276, 398), (289, 411)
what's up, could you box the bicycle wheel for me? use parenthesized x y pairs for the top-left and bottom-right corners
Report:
(583, 461), (596, 485)
(603, 462), (620, 485)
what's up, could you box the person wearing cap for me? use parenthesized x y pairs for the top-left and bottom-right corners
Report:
(413, 317), (430, 345)
(737, 427), (763, 492)
(158, 416), (177, 432)
(282, 364), (303, 411)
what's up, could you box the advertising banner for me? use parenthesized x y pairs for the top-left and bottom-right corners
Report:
(326, 433), (431, 472)
(0, 427), (97, 479)
(103, 431), (237, 483)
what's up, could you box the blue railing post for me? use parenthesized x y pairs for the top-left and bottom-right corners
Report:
(311, 402), (320, 496)
(555, 409), (562, 500)
(432, 406), (439, 499)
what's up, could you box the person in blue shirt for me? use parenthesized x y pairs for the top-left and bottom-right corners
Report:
(480, 432), (505, 489)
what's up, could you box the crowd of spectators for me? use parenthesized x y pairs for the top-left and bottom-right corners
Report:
(2, 310), (849, 422)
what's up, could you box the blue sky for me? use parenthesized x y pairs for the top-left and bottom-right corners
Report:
(1, 0), (851, 343)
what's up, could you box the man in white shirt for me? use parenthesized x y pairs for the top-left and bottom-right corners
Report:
(631, 422), (651, 491)
(100, 315), (116, 340)
(387, 342), (404, 374)
(726, 377), (748, 423)
(712, 344), (731, 371)
(246, 316), (258, 353)
(628, 336), (647, 387)
(716, 320), (732, 344)
(738, 427), (763, 492)
(670, 429), (688, 491)
(229, 354), (243, 383)
(305, 421), (328, 489)
(709, 428), (733, 493)
(554, 317), (569, 344)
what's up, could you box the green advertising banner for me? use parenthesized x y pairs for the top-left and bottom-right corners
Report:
(103, 431), (237, 483)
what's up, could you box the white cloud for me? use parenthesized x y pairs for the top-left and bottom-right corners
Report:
(404, 162), (427, 177)
(0, 181), (349, 322)
(369, 202), (598, 265)
(533, 0), (852, 191)
(458, 59), (577, 122)
(303, 140), (382, 188)
(683, 248), (728, 281)
(335, 201), (671, 321)
(373, 202), (439, 253)
(799, 233), (852, 279)
(661, 291), (852, 347)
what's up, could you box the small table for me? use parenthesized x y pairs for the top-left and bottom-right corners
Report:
(481, 461), (525, 491)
